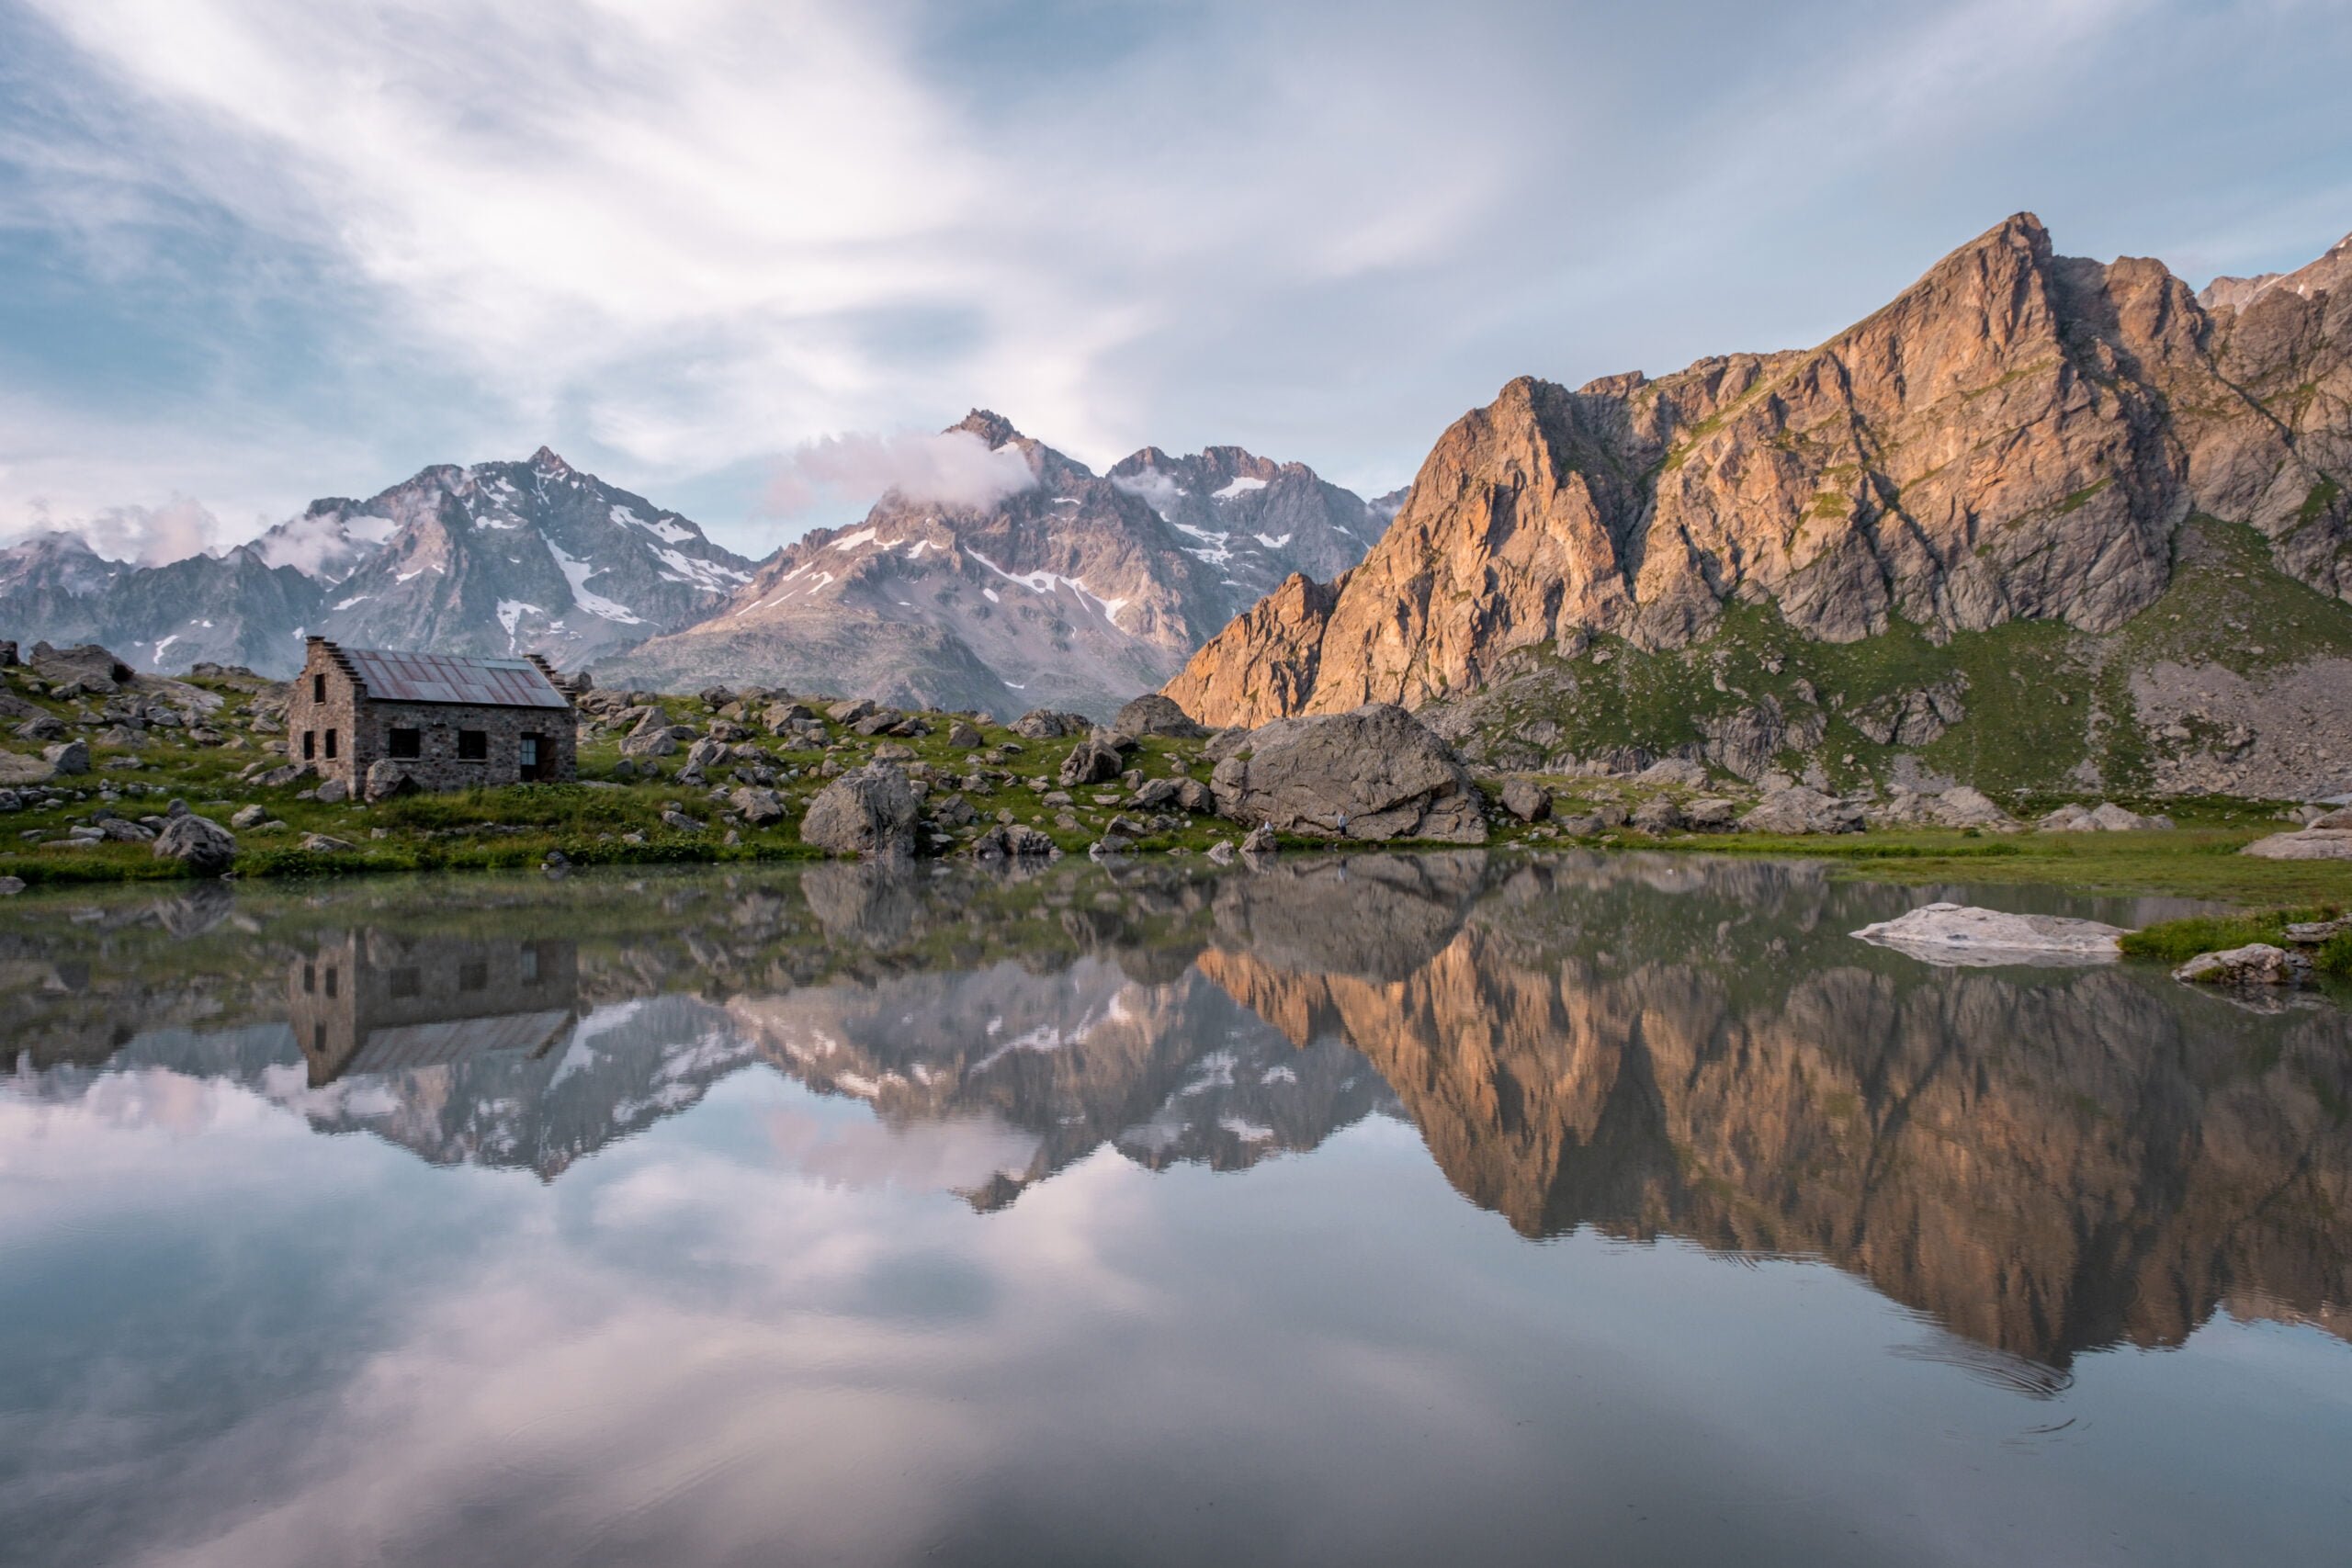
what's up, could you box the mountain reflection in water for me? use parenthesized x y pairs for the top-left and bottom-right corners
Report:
(11, 851), (2348, 1381)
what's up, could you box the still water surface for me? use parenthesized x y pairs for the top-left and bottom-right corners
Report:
(2, 852), (2349, 1566)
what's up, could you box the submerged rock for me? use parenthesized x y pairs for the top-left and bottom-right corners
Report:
(1851, 902), (2126, 966)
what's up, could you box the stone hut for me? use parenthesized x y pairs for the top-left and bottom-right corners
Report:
(288, 637), (578, 794)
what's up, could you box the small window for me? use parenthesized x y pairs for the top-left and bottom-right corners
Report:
(303, 963), (315, 994)
(324, 728), (338, 760)
(458, 730), (488, 761)
(387, 967), (421, 999)
(302, 731), (316, 761)
(519, 944), (541, 984)
(458, 960), (488, 992)
(312, 673), (326, 703)
(324, 967), (337, 999)
(312, 1023), (326, 1053)
(389, 728), (422, 760)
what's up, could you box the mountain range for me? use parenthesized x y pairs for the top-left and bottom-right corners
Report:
(598, 412), (1398, 716)
(0, 425), (1394, 720)
(1165, 213), (2352, 799)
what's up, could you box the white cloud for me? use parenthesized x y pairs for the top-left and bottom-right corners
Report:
(764, 427), (1036, 518)
(76, 494), (222, 564)
(6, 0), (2350, 554)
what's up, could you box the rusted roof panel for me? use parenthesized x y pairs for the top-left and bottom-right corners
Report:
(343, 649), (571, 709)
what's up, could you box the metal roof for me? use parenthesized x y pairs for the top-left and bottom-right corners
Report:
(341, 648), (571, 709)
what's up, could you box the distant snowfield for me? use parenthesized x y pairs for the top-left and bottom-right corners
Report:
(1213, 475), (1268, 500)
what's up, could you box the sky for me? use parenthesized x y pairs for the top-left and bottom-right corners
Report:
(2, 0), (2349, 564)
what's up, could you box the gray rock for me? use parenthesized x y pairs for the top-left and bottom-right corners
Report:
(619, 729), (680, 759)
(1059, 739), (1125, 788)
(364, 760), (417, 803)
(967, 822), (1058, 859)
(1852, 902), (2126, 966)
(2174, 943), (2310, 987)
(14, 715), (65, 741)
(800, 762), (921, 858)
(1635, 757), (1707, 788)
(1112, 694), (1207, 739)
(314, 778), (350, 806)
(729, 786), (788, 826)
(254, 762), (312, 788)
(2089, 802), (2174, 831)
(930, 793), (977, 829)
(1682, 796), (1742, 830)
(947, 720), (985, 749)
(1630, 796), (1684, 833)
(2241, 829), (2352, 861)
(0, 875), (22, 896)
(152, 813), (235, 874)
(660, 809), (704, 833)
(1240, 823), (1279, 855)
(2308, 807), (2352, 830)
(97, 818), (154, 842)
(300, 833), (356, 853)
(1929, 785), (2017, 830)
(42, 739), (88, 776)
(684, 738), (729, 773)
(1088, 835), (1134, 859)
(1206, 840), (1238, 865)
(1132, 776), (1184, 809)
(826, 698), (876, 725)
(1741, 785), (1863, 835)
(1209, 705), (1487, 843)
(1011, 708), (1090, 740)
(1499, 779), (1551, 822)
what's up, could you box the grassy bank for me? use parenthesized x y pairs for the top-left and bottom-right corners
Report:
(5, 664), (2347, 919)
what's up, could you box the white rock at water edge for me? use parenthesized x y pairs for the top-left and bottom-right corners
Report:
(1850, 902), (2128, 967)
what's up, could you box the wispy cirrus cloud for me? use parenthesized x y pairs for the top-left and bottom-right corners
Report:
(2, 0), (2348, 560)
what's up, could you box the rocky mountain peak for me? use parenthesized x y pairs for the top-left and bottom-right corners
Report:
(2199, 228), (2352, 313)
(529, 445), (573, 475)
(951, 409), (1021, 449)
(1166, 212), (2352, 788)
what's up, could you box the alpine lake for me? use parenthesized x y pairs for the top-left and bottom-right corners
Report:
(3, 850), (2348, 1567)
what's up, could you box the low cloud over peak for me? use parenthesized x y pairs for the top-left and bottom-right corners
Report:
(764, 427), (1037, 521)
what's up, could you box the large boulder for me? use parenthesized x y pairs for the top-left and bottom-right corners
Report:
(2038, 801), (2175, 832)
(29, 642), (131, 694)
(730, 786), (788, 826)
(967, 823), (1059, 859)
(800, 762), (921, 858)
(364, 760), (418, 802)
(1059, 739), (1125, 788)
(1499, 779), (1551, 823)
(152, 813), (236, 875)
(2241, 829), (2352, 861)
(1209, 705), (1486, 843)
(2174, 943), (2310, 987)
(42, 739), (88, 776)
(1011, 708), (1090, 740)
(1742, 785), (1863, 835)
(619, 728), (680, 759)
(1850, 902), (2126, 966)
(1112, 694), (1207, 739)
